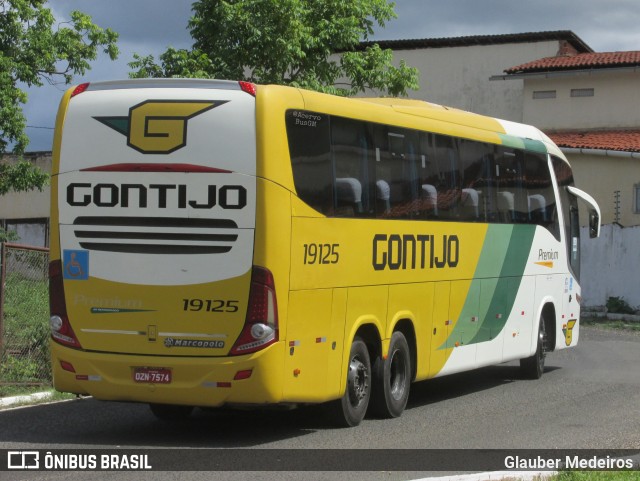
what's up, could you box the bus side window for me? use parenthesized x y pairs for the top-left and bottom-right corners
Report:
(495, 147), (527, 224)
(432, 134), (461, 221)
(524, 152), (559, 236)
(414, 132), (438, 219)
(459, 139), (494, 222)
(373, 126), (417, 219)
(331, 117), (374, 217)
(286, 110), (333, 215)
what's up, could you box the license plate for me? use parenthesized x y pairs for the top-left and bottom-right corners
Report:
(132, 367), (172, 384)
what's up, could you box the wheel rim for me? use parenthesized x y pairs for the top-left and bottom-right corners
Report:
(389, 347), (407, 401)
(347, 355), (369, 407)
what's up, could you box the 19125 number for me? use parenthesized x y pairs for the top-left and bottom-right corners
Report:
(303, 243), (340, 265)
(182, 299), (239, 312)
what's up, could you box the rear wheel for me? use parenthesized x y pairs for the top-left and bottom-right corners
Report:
(370, 331), (411, 418)
(327, 337), (371, 427)
(520, 313), (547, 379)
(149, 403), (194, 421)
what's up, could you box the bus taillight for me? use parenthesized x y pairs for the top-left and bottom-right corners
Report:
(230, 266), (278, 355)
(71, 83), (90, 97)
(49, 260), (82, 349)
(238, 81), (257, 97)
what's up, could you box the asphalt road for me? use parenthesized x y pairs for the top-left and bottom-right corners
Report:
(1, 326), (639, 480)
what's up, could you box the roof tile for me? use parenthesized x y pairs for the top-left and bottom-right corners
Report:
(547, 130), (640, 153)
(505, 51), (640, 74)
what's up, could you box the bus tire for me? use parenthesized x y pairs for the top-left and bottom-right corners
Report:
(520, 313), (547, 379)
(327, 337), (371, 427)
(149, 403), (194, 421)
(370, 331), (411, 418)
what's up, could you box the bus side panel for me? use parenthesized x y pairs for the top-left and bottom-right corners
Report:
(341, 285), (388, 391)
(428, 281), (450, 378)
(328, 288), (348, 398)
(559, 275), (580, 349)
(502, 276), (536, 362)
(283, 288), (340, 402)
(475, 278), (505, 366)
(434, 280), (480, 377)
(253, 177), (292, 339)
(387, 283), (433, 381)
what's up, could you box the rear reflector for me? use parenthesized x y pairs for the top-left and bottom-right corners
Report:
(60, 361), (76, 373)
(234, 369), (253, 380)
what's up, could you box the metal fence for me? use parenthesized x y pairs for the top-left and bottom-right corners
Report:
(0, 243), (51, 387)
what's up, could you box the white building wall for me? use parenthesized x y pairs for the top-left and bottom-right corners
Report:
(523, 70), (640, 130)
(581, 223), (640, 309)
(0, 152), (51, 246)
(392, 40), (563, 122)
(0, 153), (51, 220)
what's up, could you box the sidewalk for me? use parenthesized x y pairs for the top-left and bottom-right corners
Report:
(0, 390), (53, 408)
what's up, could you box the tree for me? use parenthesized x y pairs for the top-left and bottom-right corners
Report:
(0, 0), (118, 241)
(0, 0), (119, 155)
(129, 0), (418, 97)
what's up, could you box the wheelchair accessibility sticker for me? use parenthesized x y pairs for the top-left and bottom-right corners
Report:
(63, 250), (89, 280)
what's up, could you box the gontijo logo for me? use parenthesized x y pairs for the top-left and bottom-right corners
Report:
(94, 100), (227, 154)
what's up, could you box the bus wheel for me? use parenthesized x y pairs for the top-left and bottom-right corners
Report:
(327, 337), (371, 427)
(520, 313), (547, 379)
(371, 331), (411, 418)
(149, 403), (194, 421)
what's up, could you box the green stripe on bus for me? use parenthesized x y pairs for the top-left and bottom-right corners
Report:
(499, 133), (547, 153)
(468, 225), (536, 344)
(439, 225), (536, 349)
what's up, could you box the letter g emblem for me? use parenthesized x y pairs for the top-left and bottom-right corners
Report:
(95, 99), (226, 154)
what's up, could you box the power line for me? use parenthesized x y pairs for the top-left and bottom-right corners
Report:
(26, 125), (54, 130)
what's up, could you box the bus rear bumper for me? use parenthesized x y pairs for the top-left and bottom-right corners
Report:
(51, 341), (285, 407)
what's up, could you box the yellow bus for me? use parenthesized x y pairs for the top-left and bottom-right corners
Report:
(49, 79), (600, 426)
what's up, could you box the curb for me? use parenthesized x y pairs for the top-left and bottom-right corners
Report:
(414, 471), (557, 481)
(0, 391), (53, 408)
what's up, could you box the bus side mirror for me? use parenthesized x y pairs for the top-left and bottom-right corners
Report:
(567, 186), (601, 238)
(589, 210), (599, 239)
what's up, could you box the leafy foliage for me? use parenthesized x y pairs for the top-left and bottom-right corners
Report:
(0, 158), (48, 195)
(0, 0), (119, 154)
(606, 296), (636, 314)
(130, 0), (418, 97)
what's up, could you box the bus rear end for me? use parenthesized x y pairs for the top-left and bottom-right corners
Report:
(49, 79), (284, 411)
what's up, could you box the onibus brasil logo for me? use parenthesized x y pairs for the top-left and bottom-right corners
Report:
(94, 100), (227, 154)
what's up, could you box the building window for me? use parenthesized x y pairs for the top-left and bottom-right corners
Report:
(1, 218), (49, 247)
(635, 184), (640, 214)
(570, 88), (594, 98)
(533, 90), (556, 99)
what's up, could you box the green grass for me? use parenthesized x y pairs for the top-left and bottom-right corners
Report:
(0, 383), (50, 398)
(582, 316), (640, 332)
(1, 272), (51, 386)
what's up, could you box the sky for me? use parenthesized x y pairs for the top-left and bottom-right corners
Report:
(20, 0), (640, 151)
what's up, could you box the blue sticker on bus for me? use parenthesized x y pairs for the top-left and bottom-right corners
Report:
(63, 250), (89, 280)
